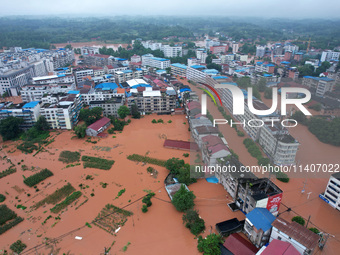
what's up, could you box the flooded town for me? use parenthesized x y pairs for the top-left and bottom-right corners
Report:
(1, 7), (340, 255)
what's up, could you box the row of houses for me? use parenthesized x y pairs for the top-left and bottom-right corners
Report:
(181, 89), (320, 255)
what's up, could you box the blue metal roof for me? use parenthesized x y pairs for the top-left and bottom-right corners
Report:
(203, 69), (219, 74)
(281, 61), (290, 64)
(180, 88), (191, 92)
(303, 76), (334, 82)
(131, 84), (152, 89)
(68, 90), (80, 94)
(23, 101), (39, 108)
(246, 208), (275, 232)
(190, 65), (206, 69)
(156, 70), (166, 73)
(263, 74), (273, 77)
(122, 70), (133, 73)
(213, 76), (230, 80)
(95, 82), (119, 90)
(151, 57), (169, 61)
(136, 68), (142, 71)
(171, 63), (187, 69)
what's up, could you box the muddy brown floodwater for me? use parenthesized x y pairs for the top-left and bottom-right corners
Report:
(0, 114), (245, 255)
(186, 79), (340, 255)
(52, 42), (128, 51)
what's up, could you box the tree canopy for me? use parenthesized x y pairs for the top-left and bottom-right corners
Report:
(197, 233), (223, 255)
(172, 184), (196, 212)
(79, 107), (103, 126)
(117, 105), (130, 119)
(0, 117), (24, 141)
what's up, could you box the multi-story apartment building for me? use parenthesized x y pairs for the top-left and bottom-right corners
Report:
(320, 50), (340, 62)
(141, 41), (162, 51)
(170, 63), (187, 77)
(258, 123), (300, 166)
(0, 66), (35, 96)
(196, 49), (207, 63)
(186, 65), (207, 83)
(39, 93), (83, 129)
(210, 45), (228, 55)
(256, 46), (266, 58)
(88, 96), (124, 117)
(302, 76), (335, 96)
(255, 62), (275, 73)
(232, 42), (239, 53)
(127, 88), (176, 114)
(215, 159), (283, 215)
(20, 83), (76, 102)
(162, 45), (182, 58)
(73, 68), (94, 84)
(213, 80), (298, 165)
(131, 54), (141, 63)
(283, 44), (299, 54)
(323, 173), (340, 211)
(82, 54), (114, 67)
(32, 74), (75, 84)
(141, 54), (170, 69)
(115, 69), (144, 83)
(0, 101), (41, 129)
(80, 46), (100, 55)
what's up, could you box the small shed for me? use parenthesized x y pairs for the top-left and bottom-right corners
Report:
(86, 117), (111, 137)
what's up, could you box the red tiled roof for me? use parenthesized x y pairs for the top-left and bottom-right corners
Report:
(164, 139), (199, 151)
(223, 233), (258, 255)
(208, 143), (229, 154)
(187, 101), (201, 110)
(272, 218), (319, 250)
(87, 117), (110, 132)
(202, 135), (224, 147)
(261, 239), (300, 255)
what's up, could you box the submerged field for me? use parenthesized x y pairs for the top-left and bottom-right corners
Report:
(0, 114), (245, 254)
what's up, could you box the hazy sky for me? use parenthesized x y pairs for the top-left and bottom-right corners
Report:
(1, 0), (339, 19)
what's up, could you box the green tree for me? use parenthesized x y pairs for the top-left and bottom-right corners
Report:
(298, 64), (315, 77)
(34, 116), (50, 131)
(131, 104), (141, 119)
(165, 158), (185, 175)
(166, 67), (172, 74)
(197, 233), (223, 255)
(0, 117), (23, 140)
(118, 105), (130, 119)
(65, 44), (73, 50)
(176, 164), (197, 186)
(183, 209), (205, 236)
(207, 63), (221, 72)
(292, 216), (305, 226)
(172, 184), (195, 212)
(264, 87), (273, 99)
(74, 124), (87, 138)
(79, 107), (103, 126)
(257, 77), (267, 92)
(291, 111), (307, 125)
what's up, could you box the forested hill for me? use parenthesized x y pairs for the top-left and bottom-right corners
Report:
(0, 16), (340, 49)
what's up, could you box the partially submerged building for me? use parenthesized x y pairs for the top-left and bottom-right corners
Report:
(85, 117), (111, 137)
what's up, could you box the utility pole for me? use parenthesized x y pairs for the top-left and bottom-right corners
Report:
(306, 215), (311, 228)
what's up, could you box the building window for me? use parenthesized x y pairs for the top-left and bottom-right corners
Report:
(278, 236), (282, 240)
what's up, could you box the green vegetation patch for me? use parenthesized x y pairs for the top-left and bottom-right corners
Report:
(82, 155), (115, 170)
(23, 169), (53, 187)
(0, 166), (16, 179)
(10, 240), (27, 254)
(33, 183), (76, 209)
(0, 205), (24, 235)
(58, 151), (81, 164)
(0, 194), (5, 203)
(50, 191), (82, 214)
(93, 204), (133, 235)
(127, 154), (166, 167)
